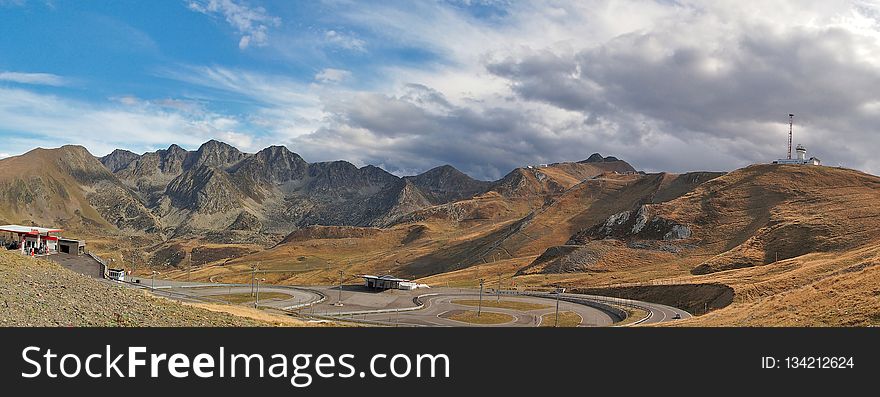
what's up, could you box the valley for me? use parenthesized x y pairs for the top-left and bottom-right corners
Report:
(2, 141), (878, 326)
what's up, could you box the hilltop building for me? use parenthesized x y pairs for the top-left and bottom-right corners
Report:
(773, 144), (821, 166)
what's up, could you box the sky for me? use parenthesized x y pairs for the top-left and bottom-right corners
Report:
(2, 0), (880, 180)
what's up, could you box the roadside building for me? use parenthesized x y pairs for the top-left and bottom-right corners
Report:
(362, 275), (420, 290)
(108, 268), (126, 281)
(58, 238), (86, 255)
(0, 225), (64, 255)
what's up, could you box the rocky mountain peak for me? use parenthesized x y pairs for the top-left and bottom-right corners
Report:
(405, 164), (491, 204)
(581, 153), (623, 163)
(185, 139), (248, 170)
(100, 149), (141, 173)
(583, 153), (605, 163)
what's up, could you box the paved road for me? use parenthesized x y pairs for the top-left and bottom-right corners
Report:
(561, 292), (692, 325)
(118, 277), (690, 326)
(345, 293), (616, 327)
(124, 278), (324, 310)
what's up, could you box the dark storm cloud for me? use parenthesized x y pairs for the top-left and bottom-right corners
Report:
(486, 23), (880, 172)
(290, 85), (614, 180)
(279, 2), (880, 179)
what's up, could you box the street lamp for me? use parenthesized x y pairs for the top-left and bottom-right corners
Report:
(151, 271), (160, 290)
(250, 263), (258, 297)
(554, 287), (566, 327)
(334, 269), (345, 307)
(497, 272), (502, 302)
(255, 278), (266, 308)
(477, 279), (485, 317)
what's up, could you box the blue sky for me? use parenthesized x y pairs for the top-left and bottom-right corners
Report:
(3, 1), (880, 179)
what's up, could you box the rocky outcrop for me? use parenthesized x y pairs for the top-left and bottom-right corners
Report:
(568, 204), (692, 244)
(228, 210), (262, 231)
(165, 165), (245, 215)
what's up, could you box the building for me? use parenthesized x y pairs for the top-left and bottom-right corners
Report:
(773, 144), (821, 166)
(58, 238), (86, 255)
(107, 268), (126, 281)
(0, 225), (64, 255)
(362, 274), (420, 290)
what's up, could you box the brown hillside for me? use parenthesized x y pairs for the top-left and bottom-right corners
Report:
(660, 164), (880, 274)
(0, 146), (159, 236)
(0, 249), (302, 326)
(557, 164), (880, 276)
(674, 243), (880, 326)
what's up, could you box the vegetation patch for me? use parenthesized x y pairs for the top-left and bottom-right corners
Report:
(540, 311), (582, 327)
(209, 292), (292, 304)
(614, 306), (650, 326)
(451, 299), (550, 311)
(442, 310), (514, 325)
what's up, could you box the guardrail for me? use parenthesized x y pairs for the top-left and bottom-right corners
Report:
(87, 252), (108, 279)
(520, 291), (627, 323)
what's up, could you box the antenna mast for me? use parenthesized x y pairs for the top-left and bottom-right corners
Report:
(788, 114), (794, 159)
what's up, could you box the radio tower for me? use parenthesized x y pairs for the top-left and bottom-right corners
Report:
(788, 114), (794, 159)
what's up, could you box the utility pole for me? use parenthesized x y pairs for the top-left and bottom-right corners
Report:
(255, 278), (266, 308)
(151, 271), (159, 290)
(477, 279), (485, 317)
(555, 287), (565, 327)
(335, 269), (345, 306)
(497, 273), (502, 302)
(251, 263), (257, 297)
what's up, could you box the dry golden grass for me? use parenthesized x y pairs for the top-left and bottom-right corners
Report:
(673, 244), (880, 327)
(209, 291), (291, 304)
(451, 299), (551, 311)
(443, 310), (514, 325)
(615, 306), (650, 326)
(540, 311), (582, 327)
(186, 302), (323, 326)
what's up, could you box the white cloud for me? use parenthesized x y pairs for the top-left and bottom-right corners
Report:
(0, 86), (258, 156)
(10, 1), (880, 179)
(324, 30), (366, 51)
(187, 0), (281, 49)
(315, 68), (352, 83)
(0, 71), (66, 86)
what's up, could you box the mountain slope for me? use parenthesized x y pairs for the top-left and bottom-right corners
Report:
(0, 146), (159, 235)
(490, 155), (636, 198)
(404, 165), (492, 204)
(564, 164), (880, 275)
(0, 249), (302, 326)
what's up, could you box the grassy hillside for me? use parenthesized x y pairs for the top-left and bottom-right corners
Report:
(655, 164), (880, 274)
(0, 146), (160, 237)
(0, 249), (309, 326)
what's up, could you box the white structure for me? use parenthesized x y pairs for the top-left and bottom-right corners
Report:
(108, 268), (125, 281)
(773, 144), (821, 165)
(362, 274), (426, 290)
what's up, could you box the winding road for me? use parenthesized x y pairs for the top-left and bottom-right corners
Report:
(119, 277), (691, 327)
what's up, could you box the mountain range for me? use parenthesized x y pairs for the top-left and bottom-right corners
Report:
(0, 140), (635, 241)
(4, 140), (880, 325)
